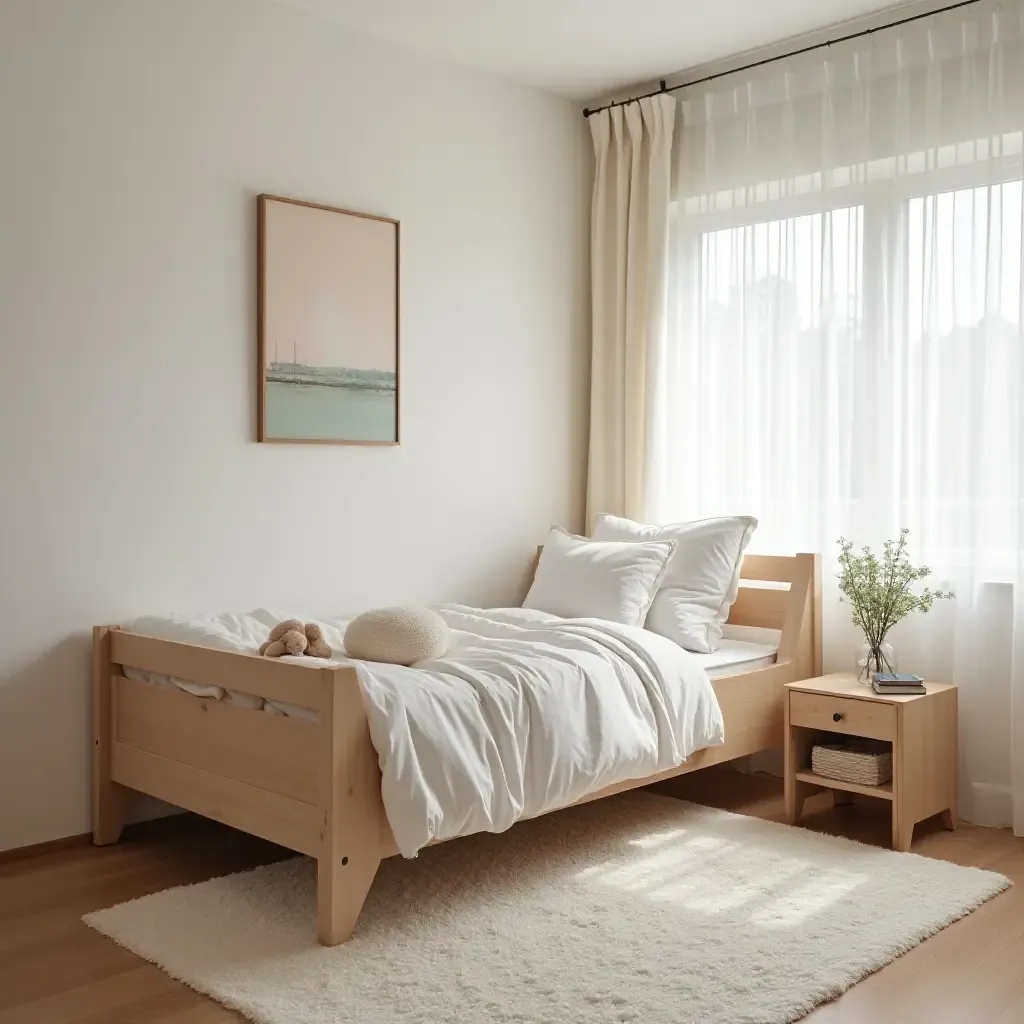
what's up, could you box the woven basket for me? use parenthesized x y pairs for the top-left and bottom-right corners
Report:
(811, 739), (893, 787)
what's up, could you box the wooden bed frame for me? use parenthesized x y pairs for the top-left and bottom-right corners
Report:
(92, 552), (821, 945)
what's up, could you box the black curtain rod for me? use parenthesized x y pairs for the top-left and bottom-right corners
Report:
(582, 0), (984, 118)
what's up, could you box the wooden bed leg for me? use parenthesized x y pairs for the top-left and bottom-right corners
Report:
(317, 850), (380, 946)
(92, 625), (129, 845)
(317, 667), (383, 946)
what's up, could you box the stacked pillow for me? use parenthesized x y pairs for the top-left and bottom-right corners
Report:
(524, 514), (757, 653)
(593, 514), (757, 652)
(523, 526), (676, 627)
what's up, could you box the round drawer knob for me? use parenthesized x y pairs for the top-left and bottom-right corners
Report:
(833, 712), (843, 722)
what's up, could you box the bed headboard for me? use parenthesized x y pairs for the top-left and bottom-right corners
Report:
(526, 547), (822, 681)
(729, 553), (822, 679)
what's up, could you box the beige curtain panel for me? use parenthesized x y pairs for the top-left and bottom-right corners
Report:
(586, 94), (676, 525)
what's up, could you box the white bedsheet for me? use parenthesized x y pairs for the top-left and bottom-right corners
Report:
(126, 606), (725, 857)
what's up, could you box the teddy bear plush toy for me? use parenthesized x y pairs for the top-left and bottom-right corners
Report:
(259, 619), (332, 659)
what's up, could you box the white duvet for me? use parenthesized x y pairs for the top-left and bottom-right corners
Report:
(127, 606), (725, 858)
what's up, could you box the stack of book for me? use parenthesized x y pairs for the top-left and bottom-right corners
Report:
(872, 672), (926, 695)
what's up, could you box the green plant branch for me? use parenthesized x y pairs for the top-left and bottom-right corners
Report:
(876, 534), (902, 640)
(838, 540), (877, 643)
(877, 531), (907, 643)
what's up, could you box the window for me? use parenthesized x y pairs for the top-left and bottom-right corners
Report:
(663, 169), (1024, 572)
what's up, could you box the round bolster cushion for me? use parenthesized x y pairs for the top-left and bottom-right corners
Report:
(344, 606), (451, 666)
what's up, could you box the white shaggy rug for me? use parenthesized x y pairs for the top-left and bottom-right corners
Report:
(84, 793), (1009, 1024)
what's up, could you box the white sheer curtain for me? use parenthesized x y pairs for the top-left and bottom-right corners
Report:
(654, 1), (1024, 832)
(588, 95), (676, 523)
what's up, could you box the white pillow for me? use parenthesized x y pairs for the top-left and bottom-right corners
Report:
(523, 526), (676, 626)
(592, 514), (757, 653)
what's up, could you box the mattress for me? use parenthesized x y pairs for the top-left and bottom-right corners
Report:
(699, 624), (780, 679)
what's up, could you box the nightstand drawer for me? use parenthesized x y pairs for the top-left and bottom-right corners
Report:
(789, 690), (896, 741)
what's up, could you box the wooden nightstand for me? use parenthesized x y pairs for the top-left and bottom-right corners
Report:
(784, 673), (958, 851)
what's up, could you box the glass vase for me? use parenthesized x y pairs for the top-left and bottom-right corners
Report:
(856, 641), (897, 683)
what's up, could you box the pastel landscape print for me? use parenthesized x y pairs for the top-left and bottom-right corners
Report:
(259, 196), (398, 443)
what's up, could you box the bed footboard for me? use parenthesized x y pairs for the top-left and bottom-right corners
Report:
(92, 626), (387, 945)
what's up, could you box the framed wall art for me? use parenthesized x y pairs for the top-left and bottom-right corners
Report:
(257, 194), (400, 444)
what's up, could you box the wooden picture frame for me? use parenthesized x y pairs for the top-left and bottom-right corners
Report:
(257, 194), (400, 445)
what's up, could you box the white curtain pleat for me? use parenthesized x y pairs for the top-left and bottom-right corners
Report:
(655, 1), (1024, 832)
(587, 95), (676, 524)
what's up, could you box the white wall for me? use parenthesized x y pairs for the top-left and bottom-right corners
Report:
(0, 0), (590, 851)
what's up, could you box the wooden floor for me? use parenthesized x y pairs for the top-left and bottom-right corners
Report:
(1, 768), (1021, 1023)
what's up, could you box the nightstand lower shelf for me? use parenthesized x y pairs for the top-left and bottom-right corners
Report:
(793, 769), (893, 801)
